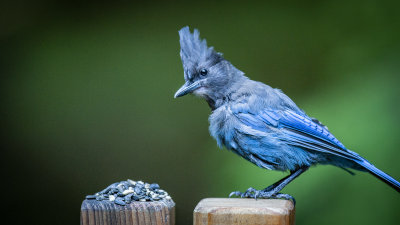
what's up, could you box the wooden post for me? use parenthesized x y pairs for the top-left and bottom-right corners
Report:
(193, 198), (295, 225)
(81, 199), (175, 225)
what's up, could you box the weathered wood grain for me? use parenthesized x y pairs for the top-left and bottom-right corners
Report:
(193, 198), (295, 225)
(81, 199), (175, 225)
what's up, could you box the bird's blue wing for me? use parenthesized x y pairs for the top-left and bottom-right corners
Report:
(234, 109), (363, 161)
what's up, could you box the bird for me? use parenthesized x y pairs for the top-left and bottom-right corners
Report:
(174, 26), (400, 201)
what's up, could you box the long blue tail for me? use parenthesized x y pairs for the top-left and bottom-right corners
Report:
(357, 160), (400, 192)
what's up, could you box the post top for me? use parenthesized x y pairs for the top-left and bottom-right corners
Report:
(194, 198), (294, 215)
(81, 199), (175, 211)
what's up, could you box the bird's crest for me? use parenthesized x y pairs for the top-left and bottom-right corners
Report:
(179, 27), (223, 71)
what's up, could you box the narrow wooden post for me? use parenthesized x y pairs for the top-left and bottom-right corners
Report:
(193, 198), (295, 225)
(81, 199), (175, 225)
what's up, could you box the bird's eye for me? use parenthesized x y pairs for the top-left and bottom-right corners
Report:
(200, 68), (208, 76)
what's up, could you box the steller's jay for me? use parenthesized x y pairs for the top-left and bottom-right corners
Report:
(174, 26), (400, 201)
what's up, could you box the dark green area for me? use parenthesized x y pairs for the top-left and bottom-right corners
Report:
(2, 1), (399, 224)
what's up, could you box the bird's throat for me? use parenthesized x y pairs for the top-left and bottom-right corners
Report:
(205, 96), (217, 110)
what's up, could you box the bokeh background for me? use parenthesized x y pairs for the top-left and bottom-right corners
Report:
(2, 0), (399, 224)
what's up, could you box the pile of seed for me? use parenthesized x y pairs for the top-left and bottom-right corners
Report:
(85, 179), (172, 206)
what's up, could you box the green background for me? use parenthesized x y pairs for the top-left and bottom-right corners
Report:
(2, 1), (399, 224)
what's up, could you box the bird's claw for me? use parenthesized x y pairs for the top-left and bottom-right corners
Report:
(274, 193), (296, 204)
(229, 191), (242, 198)
(228, 188), (296, 204)
(229, 187), (259, 198)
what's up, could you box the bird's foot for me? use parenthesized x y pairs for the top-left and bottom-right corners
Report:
(229, 187), (259, 198)
(229, 187), (296, 204)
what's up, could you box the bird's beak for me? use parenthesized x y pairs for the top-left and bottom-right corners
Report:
(174, 81), (201, 98)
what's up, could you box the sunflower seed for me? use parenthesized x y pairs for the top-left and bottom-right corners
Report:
(86, 195), (97, 199)
(127, 179), (136, 185)
(115, 197), (126, 206)
(122, 189), (134, 195)
(85, 179), (172, 205)
(150, 183), (160, 190)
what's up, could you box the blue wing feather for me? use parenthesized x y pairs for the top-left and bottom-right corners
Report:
(235, 109), (363, 161)
(279, 111), (347, 150)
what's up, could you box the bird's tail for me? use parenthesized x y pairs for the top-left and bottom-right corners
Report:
(357, 159), (400, 192)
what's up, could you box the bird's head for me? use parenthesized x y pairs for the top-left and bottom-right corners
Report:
(174, 27), (244, 108)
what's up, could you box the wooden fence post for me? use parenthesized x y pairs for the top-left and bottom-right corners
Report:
(81, 199), (175, 225)
(193, 198), (295, 225)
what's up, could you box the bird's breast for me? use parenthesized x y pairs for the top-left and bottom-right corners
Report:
(208, 106), (239, 151)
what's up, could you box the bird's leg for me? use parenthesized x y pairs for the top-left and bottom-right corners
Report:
(229, 166), (309, 202)
(261, 167), (309, 192)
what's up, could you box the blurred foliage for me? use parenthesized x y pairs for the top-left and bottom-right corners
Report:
(1, 1), (399, 225)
